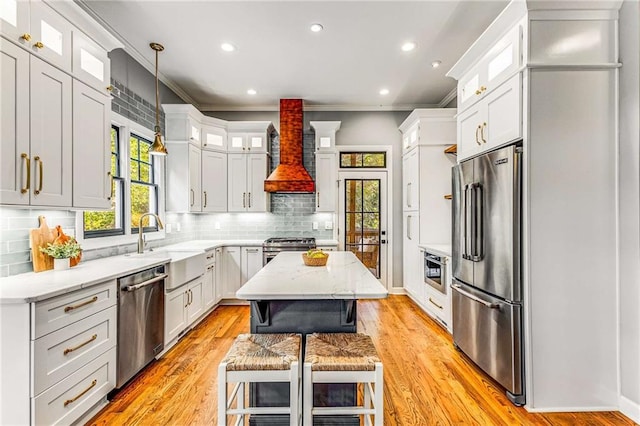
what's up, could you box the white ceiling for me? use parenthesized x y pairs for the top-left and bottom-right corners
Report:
(78, 1), (509, 111)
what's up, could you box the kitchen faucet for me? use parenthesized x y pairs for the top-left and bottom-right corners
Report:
(137, 213), (164, 254)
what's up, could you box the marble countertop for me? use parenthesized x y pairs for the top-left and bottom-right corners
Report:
(236, 251), (388, 300)
(419, 244), (452, 257)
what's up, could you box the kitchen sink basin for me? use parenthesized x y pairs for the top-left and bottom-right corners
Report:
(125, 250), (205, 290)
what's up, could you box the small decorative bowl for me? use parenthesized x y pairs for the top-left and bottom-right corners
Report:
(302, 252), (329, 266)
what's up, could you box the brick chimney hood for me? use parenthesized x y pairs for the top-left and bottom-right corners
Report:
(264, 99), (315, 193)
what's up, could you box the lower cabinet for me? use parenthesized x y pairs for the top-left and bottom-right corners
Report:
(203, 249), (220, 310)
(222, 246), (263, 299)
(402, 212), (422, 298)
(424, 285), (451, 332)
(241, 247), (263, 285)
(164, 276), (204, 345)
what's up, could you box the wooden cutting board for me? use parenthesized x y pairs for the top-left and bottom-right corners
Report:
(30, 216), (56, 272)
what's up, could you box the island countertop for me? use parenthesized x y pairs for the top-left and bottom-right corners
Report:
(236, 251), (388, 300)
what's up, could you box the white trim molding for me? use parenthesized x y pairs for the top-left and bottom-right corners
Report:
(620, 396), (640, 424)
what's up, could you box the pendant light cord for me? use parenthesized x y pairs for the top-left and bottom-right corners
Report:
(155, 47), (160, 131)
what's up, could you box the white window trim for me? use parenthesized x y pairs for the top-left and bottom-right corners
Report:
(75, 112), (166, 251)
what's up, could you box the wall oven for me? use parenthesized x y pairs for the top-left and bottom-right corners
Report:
(424, 251), (447, 294)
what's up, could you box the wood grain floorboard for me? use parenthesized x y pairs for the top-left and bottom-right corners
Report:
(87, 297), (636, 426)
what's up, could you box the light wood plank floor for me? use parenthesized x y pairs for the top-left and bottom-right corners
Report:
(88, 296), (636, 425)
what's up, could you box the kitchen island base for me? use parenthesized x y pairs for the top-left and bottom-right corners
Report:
(249, 299), (358, 426)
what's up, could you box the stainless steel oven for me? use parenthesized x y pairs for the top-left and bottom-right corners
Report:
(262, 237), (316, 266)
(424, 251), (447, 294)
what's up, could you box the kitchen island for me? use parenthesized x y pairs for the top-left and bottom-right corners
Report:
(236, 251), (387, 425)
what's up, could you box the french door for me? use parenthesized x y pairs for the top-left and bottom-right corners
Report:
(338, 171), (388, 288)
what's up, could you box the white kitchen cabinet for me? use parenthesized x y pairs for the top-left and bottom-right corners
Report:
(28, 55), (73, 207)
(164, 276), (204, 345)
(222, 246), (242, 299)
(202, 124), (226, 151)
(28, 1), (73, 73)
(203, 249), (218, 311)
(227, 121), (273, 153)
(310, 121), (341, 152)
(0, 0), (30, 45)
(165, 142), (202, 212)
(0, 280), (117, 426)
(72, 30), (111, 95)
(72, 80), (111, 209)
(457, 73), (522, 161)
(399, 109), (457, 154)
(402, 148), (419, 212)
(241, 247), (263, 285)
(315, 152), (337, 212)
(214, 247), (223, 303)
(202, 150), (227, 212)
(227, 153), (269, 212)
(402, 212), (422, 299)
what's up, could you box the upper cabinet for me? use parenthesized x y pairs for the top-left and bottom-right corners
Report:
(202, 124), (227, 152)
(399, 109), (457, 154)
(227, 121), (274, 153)
(72, 31), (110, 95)
(227, 153), (269, 213)
(311, 121), (341, 213)
(310, 121), (341, 152)
(164, 104), (203, 143)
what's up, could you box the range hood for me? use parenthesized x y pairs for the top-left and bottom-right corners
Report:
(264, 99), (315, 193)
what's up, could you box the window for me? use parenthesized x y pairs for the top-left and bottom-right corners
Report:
(129, 134), (159, 233)
(81, 118), (162, 242)
(340, 152), (386, 168)
(83, 126), (124, 237)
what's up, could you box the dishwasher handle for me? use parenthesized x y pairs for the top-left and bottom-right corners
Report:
(123, 274), (168, 292)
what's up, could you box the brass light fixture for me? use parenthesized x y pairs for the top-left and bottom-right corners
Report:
(149, 42), (168, 156)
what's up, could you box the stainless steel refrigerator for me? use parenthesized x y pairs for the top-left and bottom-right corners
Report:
(451, 143), (525, 406)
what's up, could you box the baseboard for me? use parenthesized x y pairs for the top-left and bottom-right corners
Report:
(388, 287), (406, 295)
(620, 395), (640, 424)
(525, 405), (619, 413)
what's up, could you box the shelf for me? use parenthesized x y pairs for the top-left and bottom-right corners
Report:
(444, 144), (457, 155)
(444, 194), (452, 200)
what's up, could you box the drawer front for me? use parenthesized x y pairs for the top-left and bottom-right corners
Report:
(33, 280), (116, 338)
(33, 306), (116, 395)
(425, 286), (450, 329)
(33, 347), (115, 426)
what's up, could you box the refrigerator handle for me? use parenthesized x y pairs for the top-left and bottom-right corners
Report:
(472, 183), (484, 262)
(469, 183), (477, 260)
(463, 184), (470, 259)
(452, 283), (500, 309)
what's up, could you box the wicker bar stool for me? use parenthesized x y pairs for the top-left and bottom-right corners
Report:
(303, 333), (383, 426)
(218, 333), (302, 426)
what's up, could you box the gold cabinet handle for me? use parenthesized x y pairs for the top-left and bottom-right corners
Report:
(475, 126), (482, 146)
(34, 156), (43, 194)
(190, 189), (195, 207)
(428, 297), (443, 310)
(64, 296), (98, 313)
(480, 122), (487, 144)
(21, 33), (31, 42)
(107, 172), (114, 200)
(21, 153), (30, 194)
(64, 379), (97, 407)
(203, 191), (207, 208)
(248, 192), (251, 208)
(63, 334), (97, 356)
(34, 41), (44, 49)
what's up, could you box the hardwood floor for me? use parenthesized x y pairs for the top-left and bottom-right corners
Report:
(88, 296), (636, 425)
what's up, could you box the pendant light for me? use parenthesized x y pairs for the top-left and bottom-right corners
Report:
(149, 42), (168, 155)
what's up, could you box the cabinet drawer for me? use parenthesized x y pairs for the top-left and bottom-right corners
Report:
(33, 280), (116, 338)
(33, 306), (116, 395)
(33, 347), (115, 426)
(424, 286), (449, 329)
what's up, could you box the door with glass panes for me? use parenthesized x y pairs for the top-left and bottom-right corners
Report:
(338, 171), (387, 288)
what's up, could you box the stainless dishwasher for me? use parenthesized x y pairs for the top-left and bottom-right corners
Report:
(116, 264), (167, 388)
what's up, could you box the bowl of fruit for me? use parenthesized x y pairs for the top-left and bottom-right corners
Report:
(302, 249), (329, 266)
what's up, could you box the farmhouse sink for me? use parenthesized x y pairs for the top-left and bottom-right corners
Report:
(125, 250), (205, 290)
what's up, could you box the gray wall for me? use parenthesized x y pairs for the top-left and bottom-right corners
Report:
(618, 0), (640, 411)
(209, 110), (412, 288)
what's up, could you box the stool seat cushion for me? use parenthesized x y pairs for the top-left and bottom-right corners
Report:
(222, 333), (301, 371)
(305, 333), (381, 371)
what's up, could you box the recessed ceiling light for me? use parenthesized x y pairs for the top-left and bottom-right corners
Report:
(401, 42), (416, 52)
(247, 89), (257, 95)
(431, 60), (442, 68)
(379, 88), (390, 96)
(310, 23), (324, 32)
(221, 43), (235, 52)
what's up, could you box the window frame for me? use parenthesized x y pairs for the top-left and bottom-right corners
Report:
(75, 112), (165, 250)
(128, 133), (160, 234)
(339, 151), (387, 169)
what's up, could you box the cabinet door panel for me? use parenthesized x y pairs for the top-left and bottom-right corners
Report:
(186, 279), (203, 325)
(0, 39), (30, 205)
(29, 1), (72, 72)
(30, 56), (72, 207)
(165, 289), (186, 344)
(241, 247), (263, 285)
(402, 149), (419, 211)
(247, 154), (268, 212)
(223, 247), (241, 298)
(202, 150), (227, 212)
(72, 31), (110, 94)
(316, 153), (336, 212)
(227, 154), (247, 212)
(188, 144), (201, 212)
(485, 74), (522, 151)
(203, 264), (215, 310)
(457, 106), (482, 161)
(72, 80), (111, 209)
(0, 0), (30, 43)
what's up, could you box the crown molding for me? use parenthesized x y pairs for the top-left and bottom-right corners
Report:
(438, 87), (457, 108)
(199, 103), (438, 112)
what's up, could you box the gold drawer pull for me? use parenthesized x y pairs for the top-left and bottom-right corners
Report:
(428, 297), (443, 310)
(64, 296), (98, 313)
(21, 153), (30, 194)
(34, 41), (44, 49)
(21, 33), (31, 42)
(63, 379), (97, 407)
(63, 334), (97, 355)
